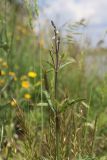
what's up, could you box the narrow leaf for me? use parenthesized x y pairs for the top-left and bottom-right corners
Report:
(59, 58), (76, 70)
(60, 98), (85, 112)
(43, 91), (55, 112)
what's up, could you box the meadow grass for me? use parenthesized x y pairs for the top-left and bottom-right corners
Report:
(0, 1), (107, 160)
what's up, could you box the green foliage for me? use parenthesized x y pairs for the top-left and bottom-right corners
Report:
(0, 1), (107, 159)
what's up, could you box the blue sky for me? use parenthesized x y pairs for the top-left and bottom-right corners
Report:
(37, 0), (107, 45)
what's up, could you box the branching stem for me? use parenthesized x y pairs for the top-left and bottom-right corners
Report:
(51, 20), (60, 160)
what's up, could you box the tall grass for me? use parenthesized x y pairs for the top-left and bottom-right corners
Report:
(0, 1), (107, 160)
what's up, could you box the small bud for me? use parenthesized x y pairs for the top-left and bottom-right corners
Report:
(56, 30), (59, 34)
(51, 20), (55, 28)
(52, 36), (55, 40)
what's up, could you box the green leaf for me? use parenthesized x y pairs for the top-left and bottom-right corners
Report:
(81, 101), (90, 109)
(43, 91), (55, 112)
(100, 156), (107, 160)
(37, 103), (48, 107)
(46, 61), (55, 69)
(59, 58), (76, 70)
(0, 42), (9, 51)
(60, 98), (85, 112)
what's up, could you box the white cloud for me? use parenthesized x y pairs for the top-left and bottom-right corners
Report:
(39, 0), (107, 26)
(37, 0), (107, 45)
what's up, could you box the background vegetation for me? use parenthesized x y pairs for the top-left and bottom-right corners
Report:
(0, 1), (107, 159)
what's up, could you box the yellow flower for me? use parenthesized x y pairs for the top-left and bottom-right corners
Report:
(21, 81), (30, 88)
(10, 99), (17, 107)
(2, 62), (8, 68)
(14, 77), (17, 81)
(0, 79), (5, 86)
(9, 71), (16, 77)
(20, 75), (27, 81)
(28, 71), (37, 78)
(24, 93), (31, 100)
(17, 25), (28, 35)
(1, 70), (6, 76)
(9, 72), (17, 81)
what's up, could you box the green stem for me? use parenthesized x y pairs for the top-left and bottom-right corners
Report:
(55, 30), (60, 160)
(55, 110), (60, 160)
(51, 21), (60, 160)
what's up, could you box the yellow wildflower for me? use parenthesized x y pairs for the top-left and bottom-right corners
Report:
(14, 77), (17, 81)
(10, 99), (17, 107)
(20, 75), (27, 81)
(1, 70), (6, 76)
(17, 25), (27, 35)
(0, 79), (5, 86)
(2, 62), (8, 68)
(24, 93), (31, 100)
(21, 81), (30, 88)
(9, 72), (17, 81)
(28, 71), (37, 78)
(9, 71), (16, 77)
